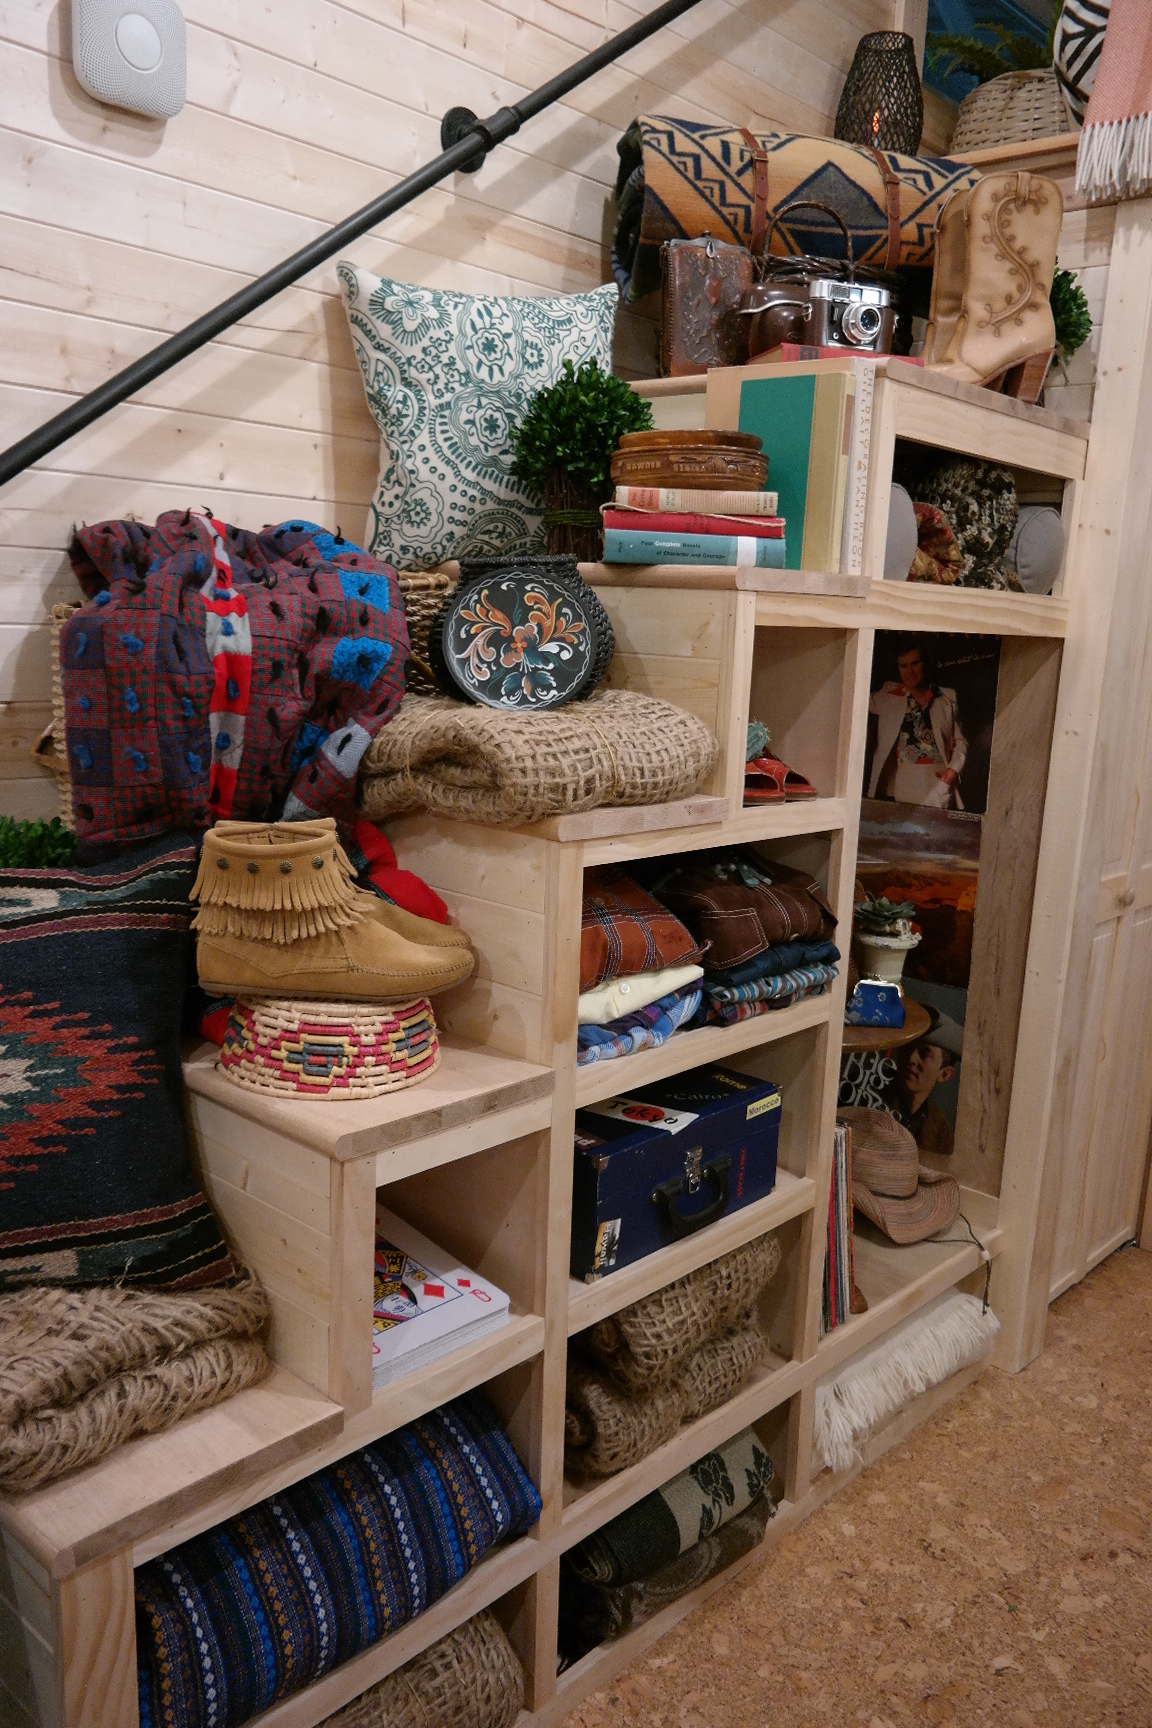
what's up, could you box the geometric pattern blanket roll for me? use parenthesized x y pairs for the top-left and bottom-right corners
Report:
(0, 835), (234, 1291)
(135, 1392), (542, 1728)
(612, 116), (980, 303)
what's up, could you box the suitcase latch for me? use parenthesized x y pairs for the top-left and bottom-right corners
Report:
(684, 1146), (703, 1194)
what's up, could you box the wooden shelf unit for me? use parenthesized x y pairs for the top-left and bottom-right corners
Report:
(0, 366), (1113, 1728)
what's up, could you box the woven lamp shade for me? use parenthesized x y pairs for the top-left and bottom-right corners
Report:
(834, 31), (924, 155)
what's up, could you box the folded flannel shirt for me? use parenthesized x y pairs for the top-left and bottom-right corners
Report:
(700, 962), (838, 1027)
(704, 937), (840, 990)
(576, 982), (702, 1065)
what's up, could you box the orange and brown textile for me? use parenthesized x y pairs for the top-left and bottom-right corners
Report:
(612, 116), (980, 303)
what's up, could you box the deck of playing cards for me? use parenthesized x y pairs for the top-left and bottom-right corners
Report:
(372, 1204), (511, 1388)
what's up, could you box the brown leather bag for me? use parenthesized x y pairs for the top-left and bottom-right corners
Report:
(653, 857), (836, 970)
(660, 235), (753, 376)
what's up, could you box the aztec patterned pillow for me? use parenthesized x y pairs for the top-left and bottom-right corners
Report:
(135, 1391), (542, 1728)
(339, 265), (618, 570)
(0, 835), (235, 1290)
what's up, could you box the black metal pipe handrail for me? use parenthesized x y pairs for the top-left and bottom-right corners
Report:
(0, 0), (705, 491)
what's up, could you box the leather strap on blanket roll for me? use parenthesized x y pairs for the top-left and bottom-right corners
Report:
(739, 126), (771, 255)
(868, 145), (903, 271)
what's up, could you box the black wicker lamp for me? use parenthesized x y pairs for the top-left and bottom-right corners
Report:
(834, 31), (924, 155)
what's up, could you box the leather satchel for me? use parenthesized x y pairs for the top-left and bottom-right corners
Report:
(652, 857), (837, 970)
(660, 234), (753, 376)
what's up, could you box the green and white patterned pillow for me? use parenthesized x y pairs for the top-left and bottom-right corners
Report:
(339, 265), (618, 570)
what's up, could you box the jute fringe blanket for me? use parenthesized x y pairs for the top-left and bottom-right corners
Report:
(565, 1321), (765, 1479)
(0, 1267), (269, 1491)
(321, 1610), (524, 1728)
(579, 1232), (782, 1393)
(358, 691), (719, 827)
(1076, 0), (1152, 203)
(812, 1291), (1000, 1477)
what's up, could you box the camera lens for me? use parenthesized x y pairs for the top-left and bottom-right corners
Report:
(841, 302), (884, 346)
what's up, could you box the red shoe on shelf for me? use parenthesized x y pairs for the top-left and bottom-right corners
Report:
(744, 753), (818, 803)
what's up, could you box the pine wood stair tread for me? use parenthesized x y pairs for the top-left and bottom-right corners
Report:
(183, 1034), (554, 1163)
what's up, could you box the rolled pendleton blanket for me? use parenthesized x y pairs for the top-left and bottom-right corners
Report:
(358, 691), (719, 828)
(565, 1321), (765, 1480)
(0, 1267), (270, 1492)
(559, 1493), (774, 1662)
(612, 117), (980, 304)
(579, 1232), (782, 1394)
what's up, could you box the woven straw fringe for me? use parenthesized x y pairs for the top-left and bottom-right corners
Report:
(398, 570), (457, 696)
(359, 691), (719, 828)
(220, 996), (440, 1100)
(192, 825), (360, 944)
(581, 1232), (782, 1394)
(565, 1321), (765, 1480)
(0, 1267), (270, 1491)
(321, 1609), (524, 1728)
(1077, 113), (1152, 203)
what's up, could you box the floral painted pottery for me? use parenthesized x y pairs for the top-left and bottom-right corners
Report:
(430, 557), (614, 709)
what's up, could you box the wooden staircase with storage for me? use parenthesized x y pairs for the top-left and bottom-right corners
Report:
(8, 313), (1152, 1725)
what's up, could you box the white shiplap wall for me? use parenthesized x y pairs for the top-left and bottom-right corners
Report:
(0, 0), (900, 814)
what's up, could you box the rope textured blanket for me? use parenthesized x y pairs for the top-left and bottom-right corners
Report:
(358, 691), (718, 827)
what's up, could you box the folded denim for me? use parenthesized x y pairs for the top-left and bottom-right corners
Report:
(704, 938), (840, 989)
(576, 983), (702, 1065)
(696, 962), (839, 1027)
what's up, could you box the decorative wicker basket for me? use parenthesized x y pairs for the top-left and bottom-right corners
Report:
(398, 570), (457, 694)
(218, 996), (440, 1099)
(950, 68), (1072, 153)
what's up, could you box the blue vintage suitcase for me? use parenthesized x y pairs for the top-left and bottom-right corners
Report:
(571, 1063), (781, 1281)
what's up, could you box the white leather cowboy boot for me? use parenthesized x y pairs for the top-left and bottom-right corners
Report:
(920, 187), (968, 365)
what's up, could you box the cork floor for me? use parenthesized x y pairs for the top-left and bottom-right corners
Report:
(560, 1243), (1152, 1728)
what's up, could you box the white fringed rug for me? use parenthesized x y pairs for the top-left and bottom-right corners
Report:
(813, 1291), (1000, 1476)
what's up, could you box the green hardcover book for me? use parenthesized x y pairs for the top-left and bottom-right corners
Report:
(705, 362), (856, 572)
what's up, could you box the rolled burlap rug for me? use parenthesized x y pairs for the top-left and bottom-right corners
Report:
(0, 1266), (270, 1491)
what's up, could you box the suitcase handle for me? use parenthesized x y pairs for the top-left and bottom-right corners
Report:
(651, 1154), (732, 1239)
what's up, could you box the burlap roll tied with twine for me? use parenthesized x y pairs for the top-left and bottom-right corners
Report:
(321, 1609), (524, 1728)
(0, 1266), (269, 1491)
(358, 691), (719, 828)
(581, 1231), (782, 1394)
(565, 1320), (765, 1480)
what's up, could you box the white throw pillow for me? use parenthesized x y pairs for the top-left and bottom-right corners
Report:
(339, 265), (618, 570)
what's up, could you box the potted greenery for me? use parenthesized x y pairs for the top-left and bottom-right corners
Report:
(853, 895), (921, 987)
(511, 359), (653, 561)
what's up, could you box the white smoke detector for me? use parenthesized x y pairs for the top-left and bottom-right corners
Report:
(72, 0), (186, 120)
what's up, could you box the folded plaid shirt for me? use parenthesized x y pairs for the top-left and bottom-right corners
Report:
(576, 982), (703, 1065)
(702, 962), (839, 1027)
(581, 868), (704, 992)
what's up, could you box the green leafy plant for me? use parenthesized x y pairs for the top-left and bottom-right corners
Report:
(925, 23), (1047, 85)
(0, 816), (78, 868)
(854, 895), (916, 936)
(511, 359), (653, 499)
(1051, 267), (1092, 361)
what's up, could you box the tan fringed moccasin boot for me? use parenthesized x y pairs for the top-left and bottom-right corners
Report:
(192, 820), (474, 1001)
(925, 171), (1062, 403)
(211, 820), (471, 951)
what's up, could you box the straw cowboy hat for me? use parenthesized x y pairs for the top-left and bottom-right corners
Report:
(839, 1107), (960, 1245)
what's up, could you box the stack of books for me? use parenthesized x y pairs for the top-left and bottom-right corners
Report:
(602, 485), (785, 569)
(372, 1205), (511, 1389)
(822, 1121), (856, 1334)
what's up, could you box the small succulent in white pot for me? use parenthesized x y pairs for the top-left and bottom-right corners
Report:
(853, 896), (920, 986)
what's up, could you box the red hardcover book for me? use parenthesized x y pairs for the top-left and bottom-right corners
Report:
(602, 508), (785, 539)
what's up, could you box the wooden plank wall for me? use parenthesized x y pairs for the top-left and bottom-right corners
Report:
(1044, 203), (1116, 424)
(0, 0), (900, 821)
